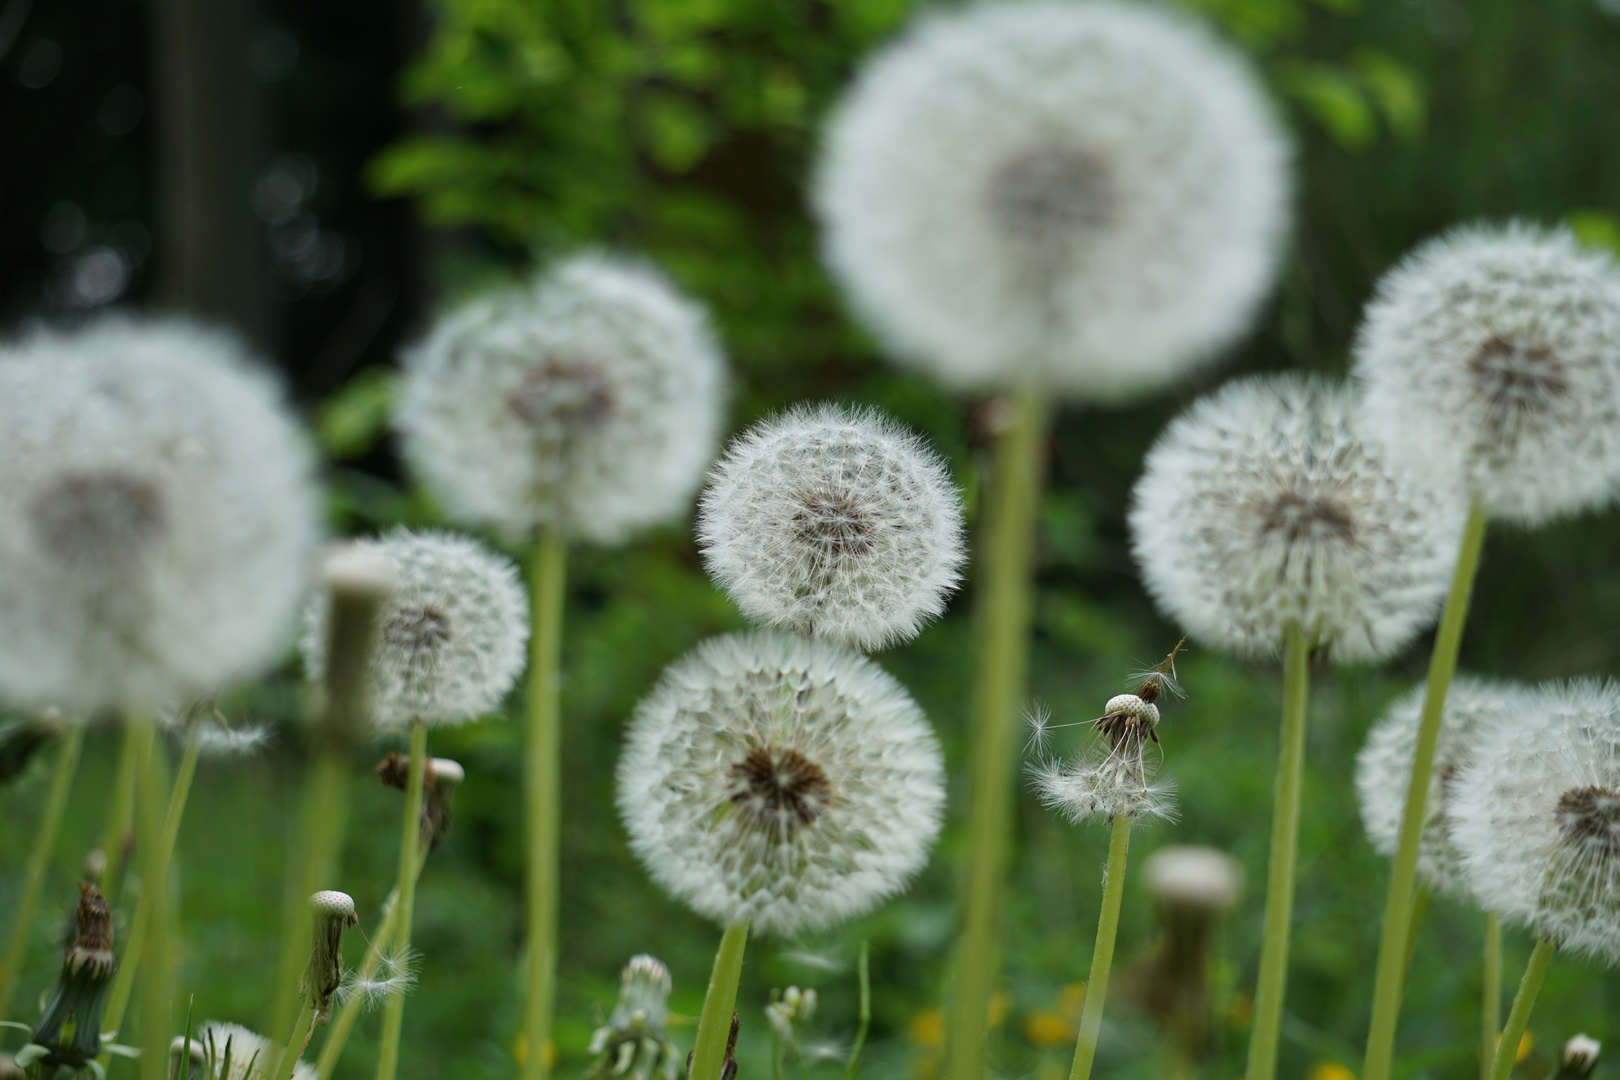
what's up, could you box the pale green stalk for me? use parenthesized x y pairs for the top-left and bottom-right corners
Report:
(1482, 912), (1502, 1080)
(98, 719), (149, 899)
(1068, 812), (1133, 1080)
(1402, 884), (1431, 984)
(843, 941), (870, 1080)
(1361, 502), (1489, 1080)
(374, 722), (427, 1080)
(1244, 621), (1310, 1080)
(1487, 939), (1553, 1080)
(136, 715), (175, 1080)
(522, 527), (567, 1080)
(0, 722), (84, 1022)
(942, 388), (1048, 1080)
(690, 921), (750, 1080)
(271, 1000), (318, 1080)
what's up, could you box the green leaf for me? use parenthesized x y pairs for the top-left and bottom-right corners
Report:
(1279, 60), (1377, 150)
(1353, 48), (1425, 142)
(317, 368), (397, 461)
(1566, 209), (1620, 257)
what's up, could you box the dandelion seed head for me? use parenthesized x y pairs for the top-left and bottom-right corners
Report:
(1142, 845), (1242, 912)
(186, 1022), (316, 1080)
(1355, 223), (1620, 525)
(1129, 375), (1464, 662)
(395, 252), (726, 544)
(1104, 694), (1158, 722)
(814, 0), (1290, 397)
(1031, 751), (1176, 826)
(0, 318), (320, 713)
(617, 631), (945, 936)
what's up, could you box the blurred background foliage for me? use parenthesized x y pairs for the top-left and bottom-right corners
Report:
(4, 0), (1620, 1078)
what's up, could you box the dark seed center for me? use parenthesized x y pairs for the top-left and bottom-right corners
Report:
(29, 470), (167, 567)
(1261, 492), (1357, 545)
(506, 362), (615, 435)
(791, 491), (875, 560)
(1556, 784), (1620, 857)
(728, 746), (832, 833)
(384, 603), (452, 664)
(1468, 333), (1568, 425)
(986, 143), (1117, 244)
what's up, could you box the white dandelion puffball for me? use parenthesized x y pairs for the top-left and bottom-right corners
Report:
(180, 1021), (317, 1080)
(1142, 846), (1242, 912)
(617, 631), (945, 936)
(1451, 679), (1620, 964)
(1355, 676), (1528, 897)
(1030, 693), (1175, 824)
(395, 252), (726, 544)
(697, 404), (965, 651)
(814, 0), (1290, 397)
(1355, 223), (1620, 526)
(302, 530), (528, 729)
(0, 318), (319, 714)
(1129, 375), (1463, 662)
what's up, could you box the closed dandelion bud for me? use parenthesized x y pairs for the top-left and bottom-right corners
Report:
(586, 955), (680, 1080)
(1451, 679), (1620, 964)
(28, 883), (116, 1070)
(0, 318), (320, 713)
(177, 1022), (316, 1080)
(302, 530), (529, 730)
(1556, 1035), (1601, 1080)
(697, 405), (965, 650)
(617, 632), (945, 936)
(1354, 224), (1620, 526)
(814, 0), (1290, 397)
(1129, 375), (1463, 662)
(395, 253), (726, 544)
(1355, 676), (1527, 897)
(302, 890), (358, 1025)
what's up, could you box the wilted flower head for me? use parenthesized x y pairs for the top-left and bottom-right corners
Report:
(27, 883), (117, 1070)
(302, 890), (359, 1025)
(172, 1022), (316, 1080)
(1354, 223), (1620, 526)
(1030, 693), (1175, 824)
(814, 0), (1289, 397)
(1142, 845), (1242, 914)
(302, 530), (528, 729)
(1451, 679), (1620, 964)
(617, 631), (945, 936)
(0, 318), (319, 713)
(1355, 676), (1527, 897)
(585, 955), (679, 1080)
(697, 404), (965, 650)
(377, 753), (465, 849)
(1129, 375), (1463, 662)
(395, 252), (726, 544)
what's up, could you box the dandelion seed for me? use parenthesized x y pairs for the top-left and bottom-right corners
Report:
(814, 0), (1290, 397)
(779, 950), (843, 973)
(617, 631), (945, 936)
(336, 945), (419, 1012)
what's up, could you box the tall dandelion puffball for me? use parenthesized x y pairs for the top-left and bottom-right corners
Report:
(697, 404), (965, 651)
(0, 318), (319, 714)
(1451, 679), (1620, 963)
(1130, 376), (1463, 661)
(302, 529), (528, 729)
(1355, 676), (1528, 897)
(1355, 223), (1620, 526)
(395, 253), (725, 544)
(617, 631), (945, 936)
(814, 0), (1290, 397)
(175, 1021), (317, 1080)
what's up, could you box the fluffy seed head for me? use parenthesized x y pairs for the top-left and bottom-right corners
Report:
(1142, 846), (1242, 912)
(181, 1022), (316, 1080)
(1355, 676), (1528, 897)
(1029, 693), (1175, 824)
(0, 318), (319, 713)
(1129, 375), (1463, 662)
(617, 631), (945, 936)
(395, 253), (726, 544)
(814, 0), (1290, 397)
(302, 530), (528, 729)
(1450, 679), (1620, 964)
(1354, 223), (1620, 526)
(698, 405), (965, 650)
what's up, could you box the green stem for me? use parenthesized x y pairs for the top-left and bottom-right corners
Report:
(943, 388), (1048, 1080)
(1482, 912), (1502, 1080)
(374, 722), (427, 1080)
(99, 720), (149, 900)
(136, 717), (177, 1080)
(0, 723), (84, 1023)
(1487, 939), (1553, 1080)
(271, 999), (318, 1080)
(689, 921), (749, 1080)
(521, 527), (567, 1080)
(1402, 884), (1431, 985)
(1361, 502), (1488, 1080)
(843, 941), (870, 1080)
(1068, 812), (1133, 1080)
(1244, 621), (1311, 1080)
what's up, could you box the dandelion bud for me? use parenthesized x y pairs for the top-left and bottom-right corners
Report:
(301, 890), (358, 1025)
(1556, 1035), (1601, 1080)
(395, 253), (726, 544)
(586, 955), (680, 1080)
(697, 405), (965, 650)
(28, 883), (117, 1070)
(766, 986), (819, 1044)
(1130, 375), (1463, 662)
(618, 632), (945, 936)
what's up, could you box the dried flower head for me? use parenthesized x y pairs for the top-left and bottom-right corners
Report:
(1129, 375), (1463, 661)
(1030, 693), (1175, 824)
(1355, 676), (1527, 897)
(0, 318), (319, 713)
(617, 632), (945, 936)
(697, 405), (965, 650)
(302, 530), (529, 729)
(395, 253), (726, 544)
(377, 753), (465, 849)
(1142, 845), (1243, 913)
(585, 955), (679, 1080)
(28, 883), (117, 1070)
(174, 1022), (316, 1080)
(814, 0), (1289, 397)
(1451, 679), (1620, 964)
(302, 890), (359, 1026)
(1354, 223), (1620, 526)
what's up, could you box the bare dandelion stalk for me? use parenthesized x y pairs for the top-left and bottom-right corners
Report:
(374, 721), (427, 1080)
(843, 942), (870, 1080)
(97, 719), (149, 899)
(1482, 911), (1502, 1080)
(1488, 939), (1554, 1080)
(133, 714), (175, 1080)
(690, 922), (750, 1080)
(1069, 812), (1131, 1080)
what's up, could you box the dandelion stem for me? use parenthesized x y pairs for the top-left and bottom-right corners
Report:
(1481, 912), (1502, 1080)
(1244, 620), (1310, 1080)
(1068, 812), (1133, 1080)
(135, 715), (178, 1080)
(843, 941), (870, 1080)
(943, 387), (1048, 1080)
(1361, 501), (1488, 1080)
(0, 721), (84, 1023)
(374, 721), (427, 1080)
(1402, 884), (1430, 984)
(1487, 938), (1553, 1080)
(98, 719), (148, 899)
(270, 999), (318, 1080)
(690, 921), (750, 1080)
